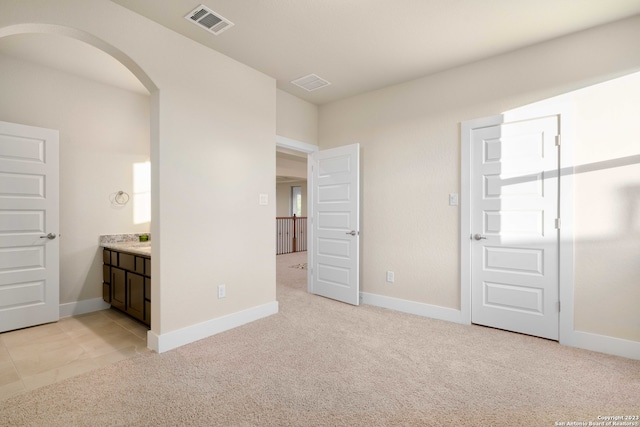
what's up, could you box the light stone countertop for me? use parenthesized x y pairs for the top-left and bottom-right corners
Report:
(99, 234), (151, 257)
(101, 241), (151, 257)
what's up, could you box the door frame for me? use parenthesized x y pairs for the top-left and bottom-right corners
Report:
(276, 135), (318, 293)
(460, 99), (575, 345)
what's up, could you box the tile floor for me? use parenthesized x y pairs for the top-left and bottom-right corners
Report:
(0, 308), (150, 402)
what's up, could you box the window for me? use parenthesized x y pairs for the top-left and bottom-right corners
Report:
(291, 186), (302, 216)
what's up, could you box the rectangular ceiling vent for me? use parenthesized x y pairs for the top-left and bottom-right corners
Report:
(291, 74), (331, 92)
(185, 5), (234, 35)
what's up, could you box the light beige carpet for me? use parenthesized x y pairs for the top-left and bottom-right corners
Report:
(1, 251), (638, 426)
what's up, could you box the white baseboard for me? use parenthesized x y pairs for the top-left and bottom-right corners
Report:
(562, 330), (640, 360)
(147, 301), (279, 353)
(59, 298), (110, 318)
(361, 292), (463, 324)
(362, 292), (639, 360)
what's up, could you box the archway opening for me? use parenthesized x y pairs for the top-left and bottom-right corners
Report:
(0, 25), (160, 336)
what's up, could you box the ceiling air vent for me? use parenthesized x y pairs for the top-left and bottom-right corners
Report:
(185, 5), (234, 35)
(291, 74), (331, 92)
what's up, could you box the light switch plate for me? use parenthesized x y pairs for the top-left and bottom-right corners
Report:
(259, 194), (268, 205)
(449, 193), (459, 206)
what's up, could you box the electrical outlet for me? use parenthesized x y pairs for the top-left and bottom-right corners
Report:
(218, 284), (226, 299)
(386, 271), (395, 283)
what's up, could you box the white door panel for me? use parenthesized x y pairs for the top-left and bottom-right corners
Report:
(471, 116), (559, 340)
(484, 246), (544, 275)
(0, 120), (59, 333)
(0, 210), (45, 233)
(309, 144), (360, 305)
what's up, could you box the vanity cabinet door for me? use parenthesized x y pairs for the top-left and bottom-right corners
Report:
(102, 265), (111, 284)
(102, 283), (111, 304)
(143, 277), (151, 326)
(144, 301), (151, 325)
(102, 265), (111, 303)
(102, 284), (111, 303)
(111, 267), (126, 311)
(127, 273), (145, 322)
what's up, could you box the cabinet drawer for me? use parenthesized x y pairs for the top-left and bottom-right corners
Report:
(144, 258), (151, 277)
(118, 253), (134, 271)
(135, 257), (145, 275)
(103, 249), (111, 265)
(117, 253), (145, 275)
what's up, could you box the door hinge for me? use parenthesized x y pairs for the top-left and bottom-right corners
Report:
(555, 135), (561, 146)
(558, 301), (561, 312)
(555, 218), (561, 229)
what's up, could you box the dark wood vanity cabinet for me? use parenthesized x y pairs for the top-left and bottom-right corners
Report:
(102, 248), (150, 326)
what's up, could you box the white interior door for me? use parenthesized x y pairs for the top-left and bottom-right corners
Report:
(309, 143), (360, 305)
(470, 116), (560, 340)
(0, 120), (59, 333)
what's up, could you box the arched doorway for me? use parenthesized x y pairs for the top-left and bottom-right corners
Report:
(0, 25), (159, 333)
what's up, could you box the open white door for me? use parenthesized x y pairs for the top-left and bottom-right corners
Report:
(470, 116), (560, 340)
(0, 120), (59, 333)
(308, 143), (360, 305)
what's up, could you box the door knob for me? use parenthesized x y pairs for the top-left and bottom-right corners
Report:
(473, 233), (487, 241)
(346, 230), (358, 236)
(40, 233), (57, 240)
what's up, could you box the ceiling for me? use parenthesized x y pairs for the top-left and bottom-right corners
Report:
(109, 0), (640, 104)
(1, 1), (640, 105)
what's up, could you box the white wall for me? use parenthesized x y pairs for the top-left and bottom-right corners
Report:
(318, 15), (640, 343)
(276, 153), (308, 180)
(570, 72), (640, 341)
(0, 54), (150, 304)
(276, 181), (308, 217)
(276, 89), (318, 144)
(0, 0), (277, 350)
